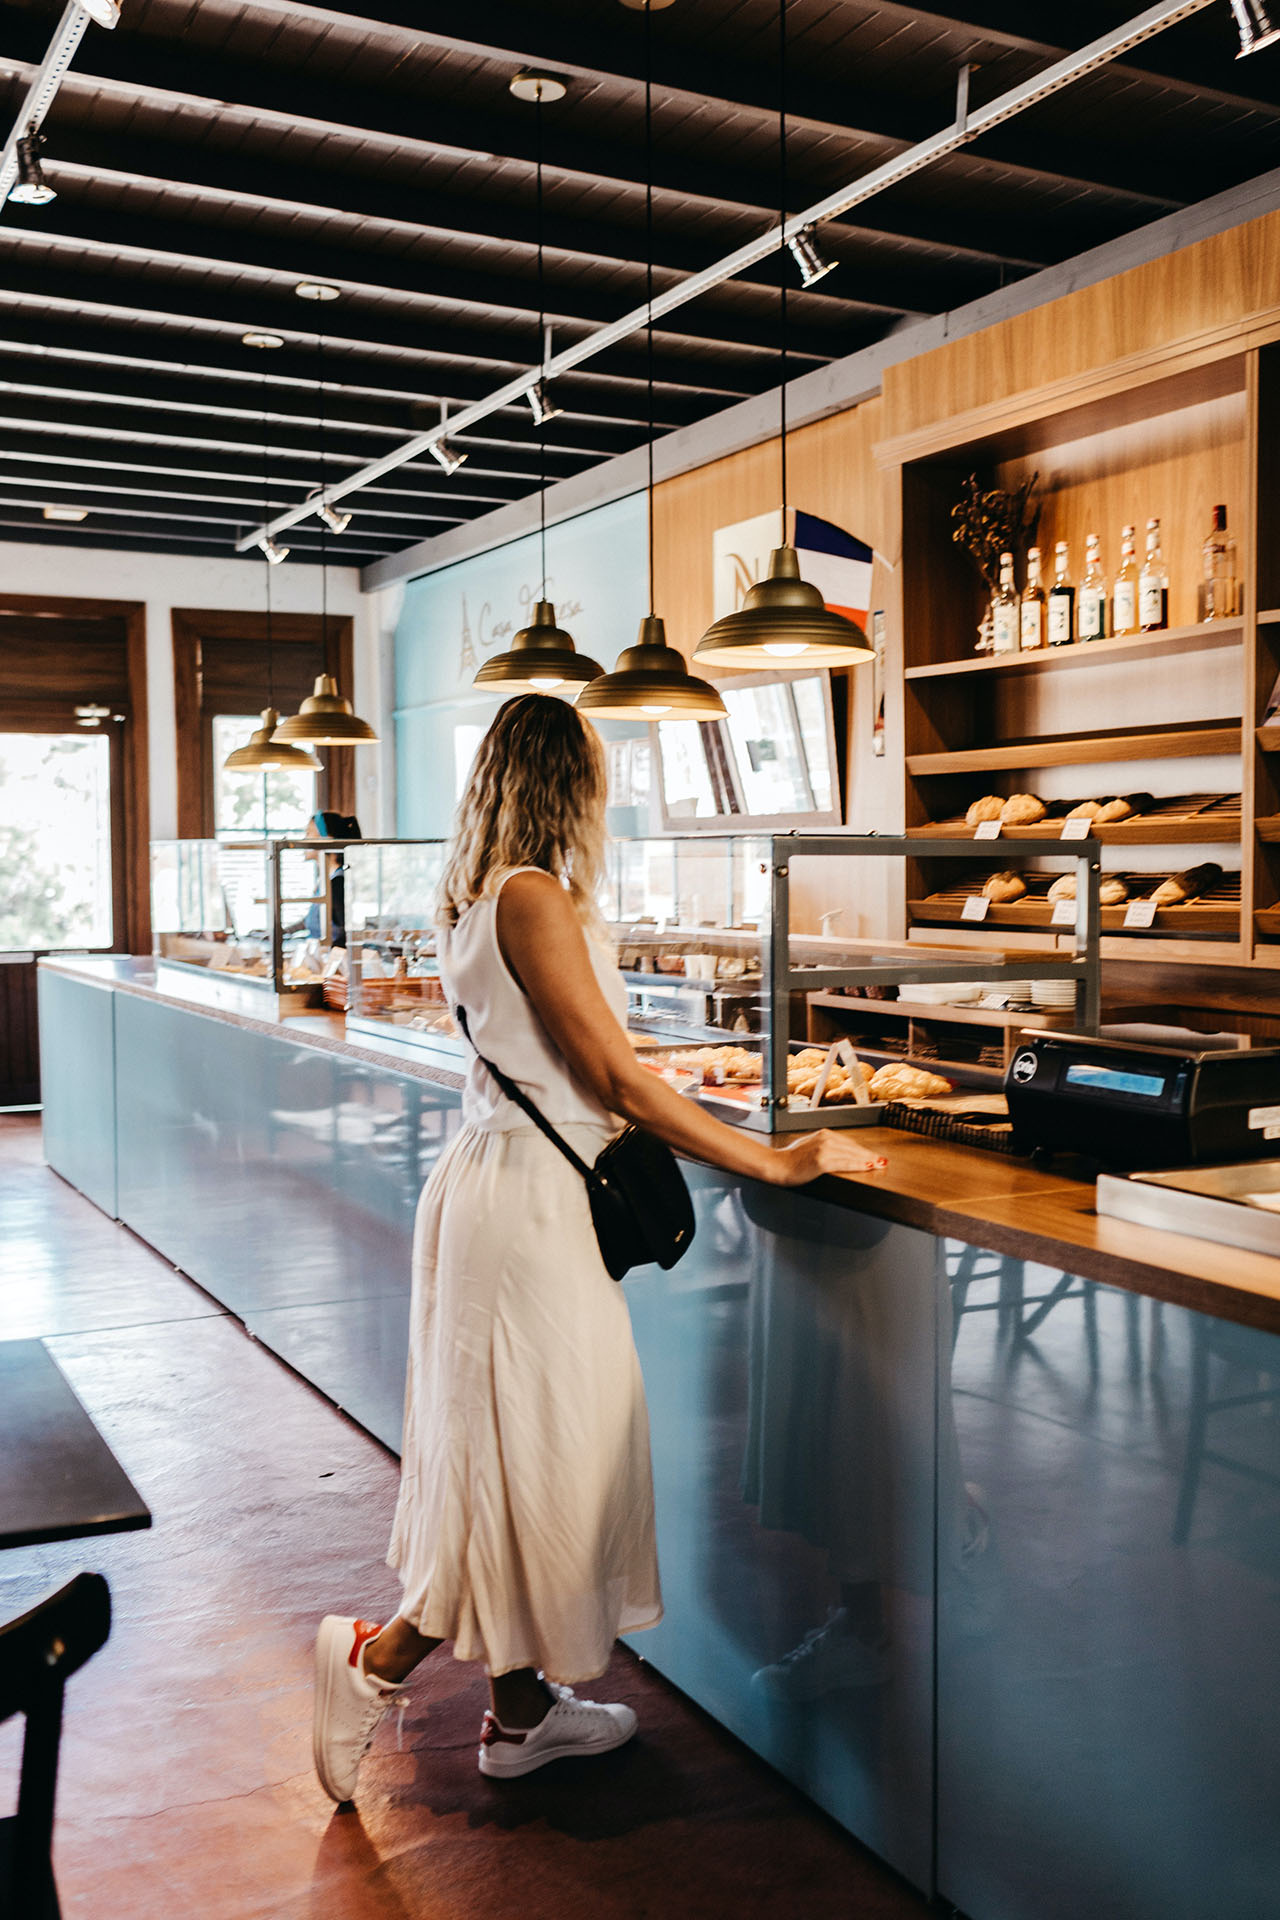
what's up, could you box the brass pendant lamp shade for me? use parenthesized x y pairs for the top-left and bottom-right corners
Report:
(474, 601), (603, 695)
(225, 709), (321, 772)
(577, 616), (725, 719)
(694, 546), (875, 668)
(272, 675), (380, 746)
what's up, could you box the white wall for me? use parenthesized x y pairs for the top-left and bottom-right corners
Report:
(0, 540), (389, 837)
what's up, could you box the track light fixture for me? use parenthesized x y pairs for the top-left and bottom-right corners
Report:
(787, 224), (837, 289)
(308, 491), (352, 534)
(78, 0), (120, 25)
(525, 379), (563, 427)
(259, 535), (289, 565)
(1230, 0), (1280, 53)
(428, 399), (467, 474)
(9, 126), (55, 206)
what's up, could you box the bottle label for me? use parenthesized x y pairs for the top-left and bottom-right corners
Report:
(1048, 596), (1072, 645)
(993, 605), (1018, 653)
(1020, 603), (1043, 650)
(1139, 581), (1165, 628)
(1079, 587), (1105, 640)
(1113, 581), (1137, 632)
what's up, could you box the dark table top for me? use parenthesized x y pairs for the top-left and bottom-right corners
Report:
(0, 1340), (151, 1551)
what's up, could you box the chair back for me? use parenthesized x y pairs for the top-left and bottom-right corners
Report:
(0, 1572), (111, 1920)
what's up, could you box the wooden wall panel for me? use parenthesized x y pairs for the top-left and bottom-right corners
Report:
(882, 209), (1280, 444)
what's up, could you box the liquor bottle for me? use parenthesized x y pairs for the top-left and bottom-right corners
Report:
(992, 551), (1019, 654)
(1112, 525), (1139, 637)
(1020, 546), (1046, 651)
(1048, 541), (1075, 646)
(1139, 518), (1169, 632)
(1078, 535), (1108, 642)
(1198, 504), (1240, 621)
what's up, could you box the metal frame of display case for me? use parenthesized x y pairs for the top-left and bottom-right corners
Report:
(756, 833), (1102, 1133)
(340, 837), (449, 1045)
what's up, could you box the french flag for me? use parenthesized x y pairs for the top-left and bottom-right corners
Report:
(791, 509), (873, 627)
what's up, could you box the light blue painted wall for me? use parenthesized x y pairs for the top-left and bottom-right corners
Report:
(394, 494), (648, 837)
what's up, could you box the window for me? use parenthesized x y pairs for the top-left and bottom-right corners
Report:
(0, 732), (115, 951)
(212, 715), (318, 842)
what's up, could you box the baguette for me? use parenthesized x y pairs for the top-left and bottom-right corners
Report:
(1151, 861), (1224, 906)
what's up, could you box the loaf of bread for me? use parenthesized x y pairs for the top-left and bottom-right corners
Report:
(1047, 873), (1128, 904)
(965, 794), (1004, 826)
(869, 1063), (953, 1102)
(1095, 797), (1134, 824)
(1066, 800), (1104, 821)
(1000, 793), (1046, 825)
(983, 870), (1027, 902)
(1151, 862), (1224, 906)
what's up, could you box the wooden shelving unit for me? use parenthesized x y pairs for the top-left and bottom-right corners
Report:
(806, 991), (1075, 1086)
(903, 620), (1242, 683)
(886, 340), (1274, 970)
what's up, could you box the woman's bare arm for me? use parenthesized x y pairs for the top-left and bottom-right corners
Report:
(494, 870), (886, 1189)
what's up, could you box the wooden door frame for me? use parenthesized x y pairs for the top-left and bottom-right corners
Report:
(0, 594), (149, 953)
(171, 608), (355, 838)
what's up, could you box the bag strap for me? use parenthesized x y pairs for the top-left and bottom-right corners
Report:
(454, 1004), (599, 1186)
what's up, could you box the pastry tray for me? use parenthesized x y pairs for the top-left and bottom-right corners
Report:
(907, 793), (1241, 844)
(909, 869), (1241, 934)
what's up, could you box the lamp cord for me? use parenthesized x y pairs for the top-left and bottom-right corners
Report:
(318, 331), (328, 648)
(645, 6), (657, 618)
(536, 89), (547, 603)
(778, 0), (788, 529)
(263, 373), (274, 710)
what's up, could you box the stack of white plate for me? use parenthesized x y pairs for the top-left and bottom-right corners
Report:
(906, 981), (984, 1005)
(1030, 979), (1076, 1010)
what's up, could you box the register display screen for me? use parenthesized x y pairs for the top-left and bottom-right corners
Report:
(1064, 1063), (1167, 1099)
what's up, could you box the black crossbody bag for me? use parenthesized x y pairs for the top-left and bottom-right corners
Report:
(455, 1006), (695, 1282)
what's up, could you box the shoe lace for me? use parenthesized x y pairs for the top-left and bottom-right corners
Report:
(356, 1689), (397, 1762)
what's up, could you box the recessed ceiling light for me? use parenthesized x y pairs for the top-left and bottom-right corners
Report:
(509, 70), (568, 104)
(78, 0), (120, 25)
(43, 504), (88, 522)
(243, 330), (285, 349)
(295, 281), (341, 303)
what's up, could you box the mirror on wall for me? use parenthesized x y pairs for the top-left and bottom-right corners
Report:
(654, 668), (841, 830)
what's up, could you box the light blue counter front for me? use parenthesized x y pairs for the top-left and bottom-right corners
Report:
(36, 959), (1280, 1916)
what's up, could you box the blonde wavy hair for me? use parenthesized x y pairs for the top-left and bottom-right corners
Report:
(438, 693), (608, 928)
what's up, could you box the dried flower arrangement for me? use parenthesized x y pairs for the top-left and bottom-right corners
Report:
(950, 472), (1040, 593)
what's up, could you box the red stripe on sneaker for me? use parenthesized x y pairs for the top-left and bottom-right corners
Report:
(481, 1711), (527, 1746)
(349, 1619), (383, 1669)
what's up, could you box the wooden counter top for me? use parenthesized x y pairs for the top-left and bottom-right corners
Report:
(42, 955), (1280, 1338)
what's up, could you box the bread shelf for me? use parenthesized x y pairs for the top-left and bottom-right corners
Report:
(1255, 815), (1280, 842)
(907, 793), (1241, 844)
(909, 870), (1241, 937)
(1257, 724), (1280, 752)
(808, 992), (1074, 1031)
(1258, 610), (1280, 626)
(904, 621), (1242, 682)
(907, 721), (1242, 777)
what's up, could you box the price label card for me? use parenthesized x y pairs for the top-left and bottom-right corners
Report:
(1124, 897), (1159, 929)
(973, 819), (1002, 840)
(961, 894), (991, 922)
(1051, 898), (1077, 926)
(1059, 817), (1092, 840)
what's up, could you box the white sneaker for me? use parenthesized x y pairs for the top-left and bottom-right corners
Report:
(752, 1608), (891, 1702)
(478, 1682), (637, 1778)
(313, 1615), (403, 1803)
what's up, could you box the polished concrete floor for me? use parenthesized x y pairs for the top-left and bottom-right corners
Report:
(0, 1115), (934, 1920)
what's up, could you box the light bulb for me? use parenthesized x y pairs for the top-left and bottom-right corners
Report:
(529, 675), (565, 690)
(763, 641), (808, 658)
(640, 704), (672, 715)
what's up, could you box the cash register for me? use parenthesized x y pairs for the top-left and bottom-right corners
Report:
(1004, 1031), (1280, 1168)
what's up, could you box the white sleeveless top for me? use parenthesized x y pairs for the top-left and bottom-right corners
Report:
(438, 865), (628, 1133)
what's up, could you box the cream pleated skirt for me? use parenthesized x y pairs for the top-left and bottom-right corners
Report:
(387, 1121), (663, 1683)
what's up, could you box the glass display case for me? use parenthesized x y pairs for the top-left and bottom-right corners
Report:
(150, 836), (362, 1014)
(342, 832), (1103, 1132)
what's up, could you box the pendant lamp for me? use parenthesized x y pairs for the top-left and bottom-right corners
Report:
(692, 0), (874, 675)
(273, 329), (381, 747)
(578, 8), (724, 723)
(476, 74), (600, 700)
(225, 387), (321, 775)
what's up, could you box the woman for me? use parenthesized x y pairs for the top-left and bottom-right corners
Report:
(313, 694), (886, 1801)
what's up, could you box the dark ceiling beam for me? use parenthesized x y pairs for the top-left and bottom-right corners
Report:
(0, 489), (440, 538)
(0, 355), (666, 457)
(0, 7), (1192, 238)
(0, 202), (869, 358)
(40, 122), (1050, 282)
(0, 335), (702, 432)
(0, 259), (762, 394)
(0, 515), (400, 560)
(0, 433), (531, 507)
(0, 460), (468, 528)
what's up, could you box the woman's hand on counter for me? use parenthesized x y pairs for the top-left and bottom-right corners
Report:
(768, 1131), (888, 1187)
